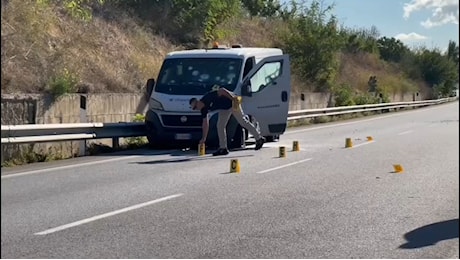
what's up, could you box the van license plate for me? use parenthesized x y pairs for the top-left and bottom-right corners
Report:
(175, 133), (191, 140)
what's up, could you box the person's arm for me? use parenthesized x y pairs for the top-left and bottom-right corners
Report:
(217, 87), (236, 100)
(200, 109), (209, 144)
(200, 117), (209, 144)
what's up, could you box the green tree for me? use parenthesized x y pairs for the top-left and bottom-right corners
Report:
(110, 0), (241, 45)
(278, 0), (300, 21)
(446, 40), (459, 66)
(415, 48), (458, 96)
(342, 26), (380, 54)
(399, 51), (422, 80)
(377, 36), (409, 63)
(37, 0), (105, 21)
(279, 0), (344, 91)
(241, 0), (281, 17)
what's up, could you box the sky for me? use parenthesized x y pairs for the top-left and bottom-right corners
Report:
(280, 0), (459, 52)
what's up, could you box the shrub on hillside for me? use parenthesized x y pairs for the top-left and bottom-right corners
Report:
(48, 68), (79, 98)
(333, 83), (355, 106)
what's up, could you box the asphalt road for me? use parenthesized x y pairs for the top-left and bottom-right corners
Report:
(1, 102), (459, 258)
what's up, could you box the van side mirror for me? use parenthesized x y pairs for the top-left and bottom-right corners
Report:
(146, 78), (155, 98)
(241, 80), (252, 97)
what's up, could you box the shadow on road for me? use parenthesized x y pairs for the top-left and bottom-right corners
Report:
(399, 219), (459, 249)
(90, 141), (258, 157)
(130, 154), (254, 165)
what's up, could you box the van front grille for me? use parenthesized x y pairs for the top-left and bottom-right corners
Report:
(161, 115), (202, 127)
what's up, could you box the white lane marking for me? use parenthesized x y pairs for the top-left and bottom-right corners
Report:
(287, 116), (395, 135)
(287, 116), (397, 135)
(34, 193), (183, 235)
(397, 130), (414, 136)
(350, 140), (375, 148)
(261, 142), (290, 147)
(1, 149), (177, 179)
(257, 158), (313, 174)
(1, 156), (141, 179)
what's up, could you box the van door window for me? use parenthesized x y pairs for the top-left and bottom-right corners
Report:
(249, 61), (282, 93)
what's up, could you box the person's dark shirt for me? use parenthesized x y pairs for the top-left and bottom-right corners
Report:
(199, 89), (232, 119)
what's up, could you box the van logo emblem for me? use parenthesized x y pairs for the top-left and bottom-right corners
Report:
(180, 116), (187, 123)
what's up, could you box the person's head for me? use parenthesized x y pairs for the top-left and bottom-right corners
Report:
(189, 98), (204, 110)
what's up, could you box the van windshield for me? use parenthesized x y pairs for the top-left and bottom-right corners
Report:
(155, 58), (243, 95)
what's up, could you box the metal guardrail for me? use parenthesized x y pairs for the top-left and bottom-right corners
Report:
(1, 122), (146, 145)
(1, 97), (457, 145)
(287, 98), (454, 120)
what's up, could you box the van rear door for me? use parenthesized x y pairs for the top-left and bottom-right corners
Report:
(239, 54), (291, 137)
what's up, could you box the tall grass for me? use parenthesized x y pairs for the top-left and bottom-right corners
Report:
(337, 52), (422, 95)
(1, 0), (426, 96)
(1, 0), (177, 94)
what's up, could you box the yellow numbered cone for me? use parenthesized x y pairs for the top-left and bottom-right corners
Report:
(393, 164), (404, 173)
(198, 143), (205, 156)
(345, 138), (353, 148)
(279, 146), (286, 158)
(230, 159), (240, 173)
(292, 141), (300, 151)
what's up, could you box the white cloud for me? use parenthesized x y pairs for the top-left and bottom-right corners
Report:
(395, 32), (429, 41)
(403, 0), (459, 28)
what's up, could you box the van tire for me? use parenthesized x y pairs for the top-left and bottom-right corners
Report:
(145, 120), (163, 149)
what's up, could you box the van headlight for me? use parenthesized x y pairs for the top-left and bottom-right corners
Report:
(149, 98), (164, 111)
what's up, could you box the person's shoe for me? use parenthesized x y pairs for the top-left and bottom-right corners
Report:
(212, 148), (229, 156)
(255, 137), (266, 150)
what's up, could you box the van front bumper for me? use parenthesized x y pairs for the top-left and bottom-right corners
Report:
(145, 110), (221, 147)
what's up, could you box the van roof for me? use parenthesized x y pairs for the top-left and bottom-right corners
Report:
(165, 47), (283, 59)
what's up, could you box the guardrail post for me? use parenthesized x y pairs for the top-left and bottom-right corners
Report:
(112, 137), (119, 150)
(79, 95), (87, 156)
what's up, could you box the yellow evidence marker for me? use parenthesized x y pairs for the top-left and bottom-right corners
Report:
(279, 146), (286, 158)
(198, 143), (205, 156)
(345, 138), (353, 148)
(292, 141), (300, 151)
(393, 164), (404, 173)
(230, 159), (240, 173)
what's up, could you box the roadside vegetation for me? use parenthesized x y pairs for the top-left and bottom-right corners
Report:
(1, 0), (458, 100)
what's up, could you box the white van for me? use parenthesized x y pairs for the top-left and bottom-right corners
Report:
(144, 44), (291, 149)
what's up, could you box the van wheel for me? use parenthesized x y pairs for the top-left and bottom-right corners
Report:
(145, 121), (162, 149)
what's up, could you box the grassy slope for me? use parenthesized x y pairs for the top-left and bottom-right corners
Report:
(1, 0), (428, 96)
(1, 0), (179, 94)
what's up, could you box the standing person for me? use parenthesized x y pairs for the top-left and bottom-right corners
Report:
(189, 87), (266, 156)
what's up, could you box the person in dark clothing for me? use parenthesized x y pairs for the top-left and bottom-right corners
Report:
(189, 87), (265, 156)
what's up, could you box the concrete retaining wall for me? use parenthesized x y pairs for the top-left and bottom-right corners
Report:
(1, 93), (149, 163)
